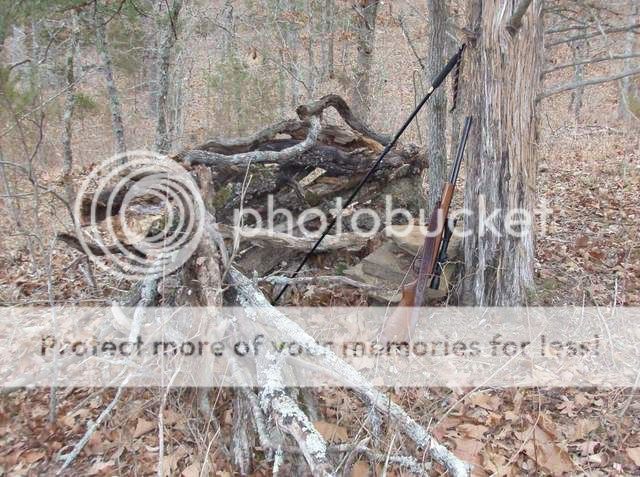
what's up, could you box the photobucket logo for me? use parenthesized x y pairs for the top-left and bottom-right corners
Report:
(74, 150), (205, 280)
(233, 194), (552, 240)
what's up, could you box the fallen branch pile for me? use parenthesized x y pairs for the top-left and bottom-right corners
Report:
(58, 94), (469, 475)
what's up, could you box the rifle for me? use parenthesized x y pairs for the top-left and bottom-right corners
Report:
(380, 116), (473, 341)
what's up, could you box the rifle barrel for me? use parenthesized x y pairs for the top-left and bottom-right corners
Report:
(449, 116), (473, 184)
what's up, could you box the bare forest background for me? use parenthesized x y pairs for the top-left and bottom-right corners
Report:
(1, 0), (640, 475)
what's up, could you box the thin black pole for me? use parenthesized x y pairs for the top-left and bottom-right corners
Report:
(272, 44), (466, 305)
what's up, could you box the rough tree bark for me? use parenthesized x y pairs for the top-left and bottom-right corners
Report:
(462, 0), (543, 305)
(154, 0), (184, 154)
(351, 0), (380, 121)
(95, 10), (127, 156)
(424, 0), (449, 211)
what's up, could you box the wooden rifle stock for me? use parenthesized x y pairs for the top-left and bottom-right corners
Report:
(379, 117), (473, 341)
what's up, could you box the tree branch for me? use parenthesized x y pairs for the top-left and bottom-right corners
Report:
(174, 93), (390, 164)
(229, 267), (470, 476)
(218, 224), (372, 252)
(257, 274), (390, 292)
(172, 118), (309, 159)
(543, 52), (640, 74)
(539, 67), (640, 99)
(506, 0), (533, 36)
(256, 350), (331, 475)
(182, 116), (321, 167)
(546, 23), (640, 47)
(296, 94), (392, 145)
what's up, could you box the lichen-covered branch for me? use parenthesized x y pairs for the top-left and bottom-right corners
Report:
(173, 119), (309, 160)
(296, 94), (391, 145)
(182, 116), (321, 167)
(217, 224), (372, 252)
(229, 267), (470, 476)
(255, 349), (332, 475)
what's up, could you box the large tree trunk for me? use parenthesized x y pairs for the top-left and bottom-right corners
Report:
(351, 0), (380, 121)
(424, 0), (449, 211)
(462, 0), (543, 305)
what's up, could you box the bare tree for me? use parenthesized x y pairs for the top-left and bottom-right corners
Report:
(351, 0), (380, 120)
(620, 2), (640, 119)
(279, 0), (304, 108)
(462, 0), (543, 305)
(94, 7), (127, 156)
(62, 12), (79, 204)
(321, 0), (335, 80)
(542, 0), (640, 104)
(424, 0), (449, 211)
(154, 0), (184, 154)
(569, 40), (585, 116)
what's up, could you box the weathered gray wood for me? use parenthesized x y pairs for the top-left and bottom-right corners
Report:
(463, 0), (542, 305)
(62, 12), (79, 204)
(182, 116), (321, 167)
(296, 94), (391, 145)
(229, 267), (470, 477)
(218, 223), (371, 252)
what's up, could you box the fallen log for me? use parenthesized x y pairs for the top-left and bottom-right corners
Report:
(182, 117), (321, 168)
(77, 95), (423, 233)
(296, 94), (392, 145)
(172, 93), (391, 161)
(229, 267), (470, 476)
(217, 223), (372, 252)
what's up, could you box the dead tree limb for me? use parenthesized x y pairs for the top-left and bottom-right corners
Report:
(256, 349), (332, 475)
(174, 93), (390, 163)
(229, 267), (470, 476)
(506, 0), (533, 36)
(58, 273), (159, 473)
(218, 224), (372, 252)
(57, 232), (146, 258)
(258, 275), (389, 292)
(296, 94), (391, 145)
(540, 67), (640, 99)
(172, 118), (309, 159)
(182, 116), (321, 167)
